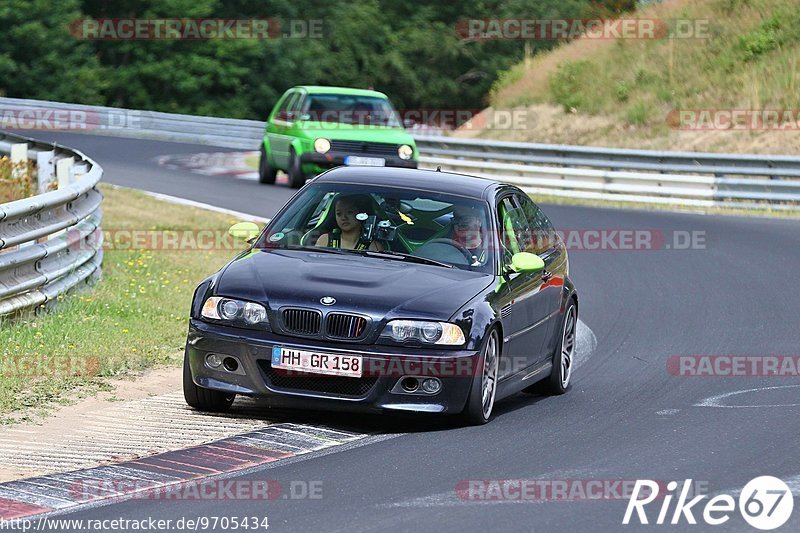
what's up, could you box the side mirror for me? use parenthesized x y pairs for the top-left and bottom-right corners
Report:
(228, 222), (260, 244)
(509, 252), (544, 274)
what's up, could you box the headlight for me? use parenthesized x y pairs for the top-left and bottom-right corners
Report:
(398, 144), (413, 160)
(381, 320), (465, 345)
(201, 297), (269, 329)
(314, 138), (331, 153)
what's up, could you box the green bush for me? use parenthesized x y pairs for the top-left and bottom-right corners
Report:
(738, 15), (783, 60)
(549, 60), (595, 112)
(615, 81), (631, 102)
(624, 101), (650, 125)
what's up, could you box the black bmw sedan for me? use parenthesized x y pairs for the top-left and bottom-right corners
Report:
(184, 167), (578, 424)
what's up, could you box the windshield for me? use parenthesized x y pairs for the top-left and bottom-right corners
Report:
(257, 183), (495, 273)
(300, 94), (401, 126)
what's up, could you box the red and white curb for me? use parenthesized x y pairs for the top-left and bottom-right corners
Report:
(0, 422), (364, 520)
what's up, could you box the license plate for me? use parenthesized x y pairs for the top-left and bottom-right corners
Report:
(271, 346), (362, 378)
(344, 156), (385, 167)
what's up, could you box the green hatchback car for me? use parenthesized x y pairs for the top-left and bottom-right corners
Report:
(258, 86), (418, 188)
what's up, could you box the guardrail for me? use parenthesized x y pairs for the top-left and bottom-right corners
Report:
(0, 131), (103, 317)
(2, 96), (799, 211)
(414, 137), (800, 211)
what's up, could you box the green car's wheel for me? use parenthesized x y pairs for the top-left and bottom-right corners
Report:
(258, 145), (277, 185)
(287, 148), (306, 189)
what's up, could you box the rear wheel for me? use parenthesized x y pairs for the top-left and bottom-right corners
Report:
(460, 328), (500, 425)
(183, 352), (235, 412)
(535, 301), (577, 395)
(258, 145), (277, 185)
(287, 148), (306, 189)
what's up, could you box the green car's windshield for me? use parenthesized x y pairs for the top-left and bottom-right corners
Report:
(300, 94), (401, 127)
(257, 183), (495, 273)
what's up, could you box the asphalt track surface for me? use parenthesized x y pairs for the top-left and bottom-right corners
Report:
(13, 132), (800, 532)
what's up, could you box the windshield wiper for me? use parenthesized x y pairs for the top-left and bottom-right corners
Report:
(283, 245), (349, 255)
(342, 249), (455, 269)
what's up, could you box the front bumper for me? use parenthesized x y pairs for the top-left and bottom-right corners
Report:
(300, 152), (418, 170)
(186, 319), (477, 415)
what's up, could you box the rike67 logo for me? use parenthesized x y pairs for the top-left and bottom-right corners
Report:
(623, 477), (794, 530)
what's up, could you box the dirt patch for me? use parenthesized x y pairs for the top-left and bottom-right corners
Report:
(0, 365), (182, 482)
(456, 103), (800, 155)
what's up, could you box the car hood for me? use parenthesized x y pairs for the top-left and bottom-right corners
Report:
(215, 249), (493, 321)
(295, 122), (415, 145)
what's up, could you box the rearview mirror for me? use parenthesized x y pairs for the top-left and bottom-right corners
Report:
(228, 222), (260, 243)
(509, 252), (544, 274)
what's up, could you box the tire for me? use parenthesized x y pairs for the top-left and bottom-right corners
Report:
(459, 328), (500, 425)
(258, 145), (277, 185)
(535, 300), (577, 395)
(183, 352), (235, 412)
(287, 148), (306, 189)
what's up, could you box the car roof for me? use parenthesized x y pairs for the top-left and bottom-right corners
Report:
(295, 86), (389, 99)
(312, 167), (503, 200)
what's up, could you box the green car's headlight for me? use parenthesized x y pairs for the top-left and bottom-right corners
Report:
(201, 297), (269, 328)
(314, 138), (331, 153)
(381, 320), (465, 345)
(398, 144), (414, 160)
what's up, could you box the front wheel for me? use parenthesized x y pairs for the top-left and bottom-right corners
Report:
(258, 145), (277, 185)
(183, 352), (235, 412)
(287, 148), (306, 189)
(459, 328), (500, 425)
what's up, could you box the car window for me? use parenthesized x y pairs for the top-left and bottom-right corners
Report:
(289, 92), (305, 114)
(259, 183), (494, 273)
(298, 94), (400, 126)
(497, 196), (520, 263)
(275, 91), (299, 121)
(515, 193), (557, 255)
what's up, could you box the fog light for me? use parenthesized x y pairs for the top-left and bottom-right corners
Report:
(422, 378), (441, 394)
(206, 353), (223, 368)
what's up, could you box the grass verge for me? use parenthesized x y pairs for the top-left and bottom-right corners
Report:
(0, 184), (251, 422)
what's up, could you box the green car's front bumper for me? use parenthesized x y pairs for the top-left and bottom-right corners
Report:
(301, 151), (418, 170)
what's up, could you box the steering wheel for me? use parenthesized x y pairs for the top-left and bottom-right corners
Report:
(420, 238), (475, 264)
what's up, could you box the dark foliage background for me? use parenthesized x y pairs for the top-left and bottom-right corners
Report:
(0, 0), (635, 118)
